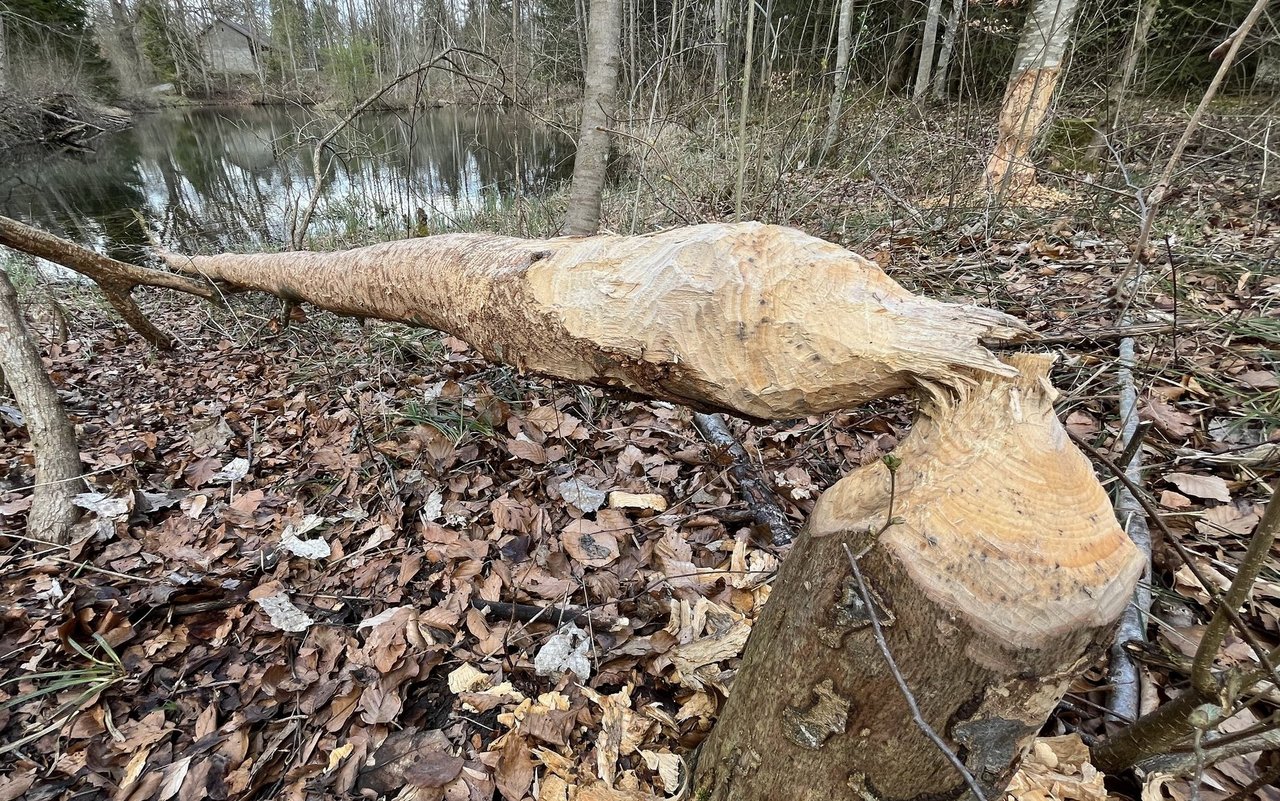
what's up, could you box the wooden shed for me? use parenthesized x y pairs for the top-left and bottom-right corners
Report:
(198, 17), (271, 78)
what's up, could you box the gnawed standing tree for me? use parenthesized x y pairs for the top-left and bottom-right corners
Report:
(984, 0), (1081, 195)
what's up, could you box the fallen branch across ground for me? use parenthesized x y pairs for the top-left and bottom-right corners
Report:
(692, 412), (795, 546)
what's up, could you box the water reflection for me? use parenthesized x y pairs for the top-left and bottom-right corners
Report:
(0, 106), (575, 265)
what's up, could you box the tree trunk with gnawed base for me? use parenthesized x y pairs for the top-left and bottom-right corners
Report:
(692, 354), (1142, 800)
(984, 0), (1080, 195)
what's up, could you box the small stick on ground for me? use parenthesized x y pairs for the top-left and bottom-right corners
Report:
(1108, 335), (1153, 725)
(692, 412), (795, 546)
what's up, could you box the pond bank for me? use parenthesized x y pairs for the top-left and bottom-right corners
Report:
(0, 93), (133, 152)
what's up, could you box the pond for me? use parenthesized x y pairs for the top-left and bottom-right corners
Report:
(0, 105), (576, 266)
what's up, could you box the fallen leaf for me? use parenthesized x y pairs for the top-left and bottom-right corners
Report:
(535, 623), (592, 681)
(1163, 473), (1231, 503)
(253, 590), (315, 632)
(561, 519), (620, 567)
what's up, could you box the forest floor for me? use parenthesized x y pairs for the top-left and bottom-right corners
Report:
(2, 100), (1279, 801)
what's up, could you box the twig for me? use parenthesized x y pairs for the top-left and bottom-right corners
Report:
(1070, 432), (1280, 684)
(291, 48), (500, 247)
(1114, 0), (1273, 295)
(842, 543), (988, 801)
(1221, 754), (1280, 801)
(692, 412), (795, 546)
(471, 598), (610, 629)
(989, 319), (1219, 348)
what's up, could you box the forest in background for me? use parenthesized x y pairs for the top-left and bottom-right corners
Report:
(3, 0), (1279, 109)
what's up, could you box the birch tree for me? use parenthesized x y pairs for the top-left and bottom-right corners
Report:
(564, 0), (622, 236)
(913, 0), (944, 100)
(931, 0), (964, 100)
(819, 0), (856, 160)
(984, 0), (1081, 194)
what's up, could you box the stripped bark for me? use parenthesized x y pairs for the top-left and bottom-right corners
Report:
(0, 214), (222, 350)
(692, 411), (794, 546)
(0, 268), (82, 543)
(984, 0), (1081, 194)
(155, 222), (1027, 421)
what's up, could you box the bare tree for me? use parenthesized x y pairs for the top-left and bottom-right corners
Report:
(913, 0), (944, 100)
(931, 0), (964, 100)
(0, 268), (82, 544)
(564, 0), (622, 236)
(1087, 0), (1160, 164)
(819, 0), (856, 160)
(984, 0), (1081, 194)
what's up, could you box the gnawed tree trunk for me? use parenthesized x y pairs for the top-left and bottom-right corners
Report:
(156, 223), (1025, 420)
(691, 353), (1143, 800)
(0, 268), (82, 543)
(564, 0), (622, 236)
(146, 220), (1143, 792)
(984, 0), (1080, 195)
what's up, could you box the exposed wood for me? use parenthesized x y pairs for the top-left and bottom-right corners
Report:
(155, 222), (1027, 421)
(0, 268), (83, 544)
(691, 354), (1144, 800)
(984, 0), (1081, 194)
(692, 411), (794, 546)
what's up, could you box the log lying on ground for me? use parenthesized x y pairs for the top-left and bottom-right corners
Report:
(692, 353), (1144, 800)
(157, 222), (1028, 420)
(0, 215), (224, 350)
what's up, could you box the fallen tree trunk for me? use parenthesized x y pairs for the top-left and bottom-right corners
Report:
(144, 221), (1140, 795)
(692, 353), (1143, 800)
(157, 222), (1027, 420)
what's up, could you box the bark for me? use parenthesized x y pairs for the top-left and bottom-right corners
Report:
(692, 354), (1144, 801)
(913, 0), (944, 100)
(819, 0), (856, 160)
(931, 0), (964, 100)
(156, 223), (1027, 421)
(0, 268), (83, 544)
(0, 214), (223, 350)
(983, 0), (1081, 194)
(564, 0), (622, 236)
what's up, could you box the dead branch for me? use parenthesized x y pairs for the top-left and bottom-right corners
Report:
(291, 48), (503, 248)
(0, 215), (225, 350)
(692, 412), (795, 546)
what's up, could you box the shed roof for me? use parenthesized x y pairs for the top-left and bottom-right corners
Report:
(199, 16), (273, 49)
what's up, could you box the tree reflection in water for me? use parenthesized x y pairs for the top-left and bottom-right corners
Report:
(0, 105), (576, 272)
